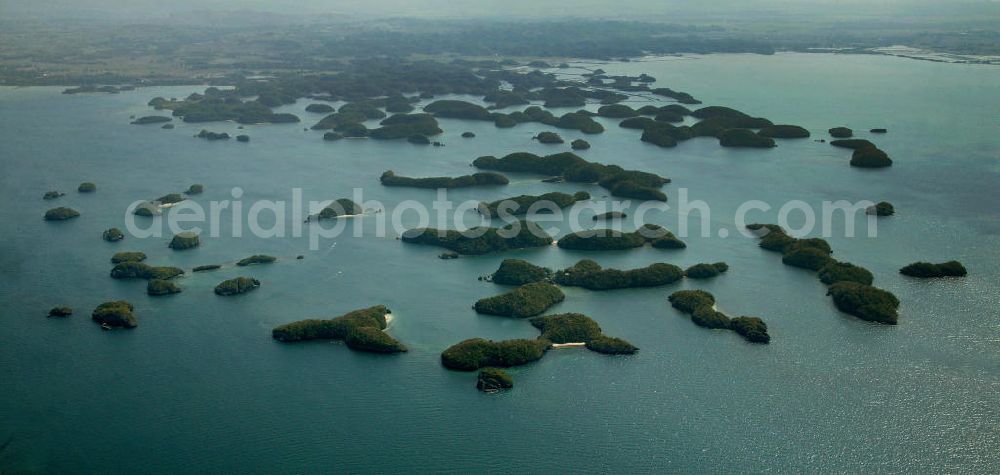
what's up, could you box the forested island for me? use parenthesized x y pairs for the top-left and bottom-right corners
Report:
(553, 260), (684, 290)
(668, 290), (770, 343)
(401, 220), (553, 255)
(747, 223), (899, 324)
(474, 282), (565, 318)
(557, 224), (685, 250)
(899, 261), (967, 278)
(272, 305), (406, 353)
(473, 152), (669, 201)
(479, 191), (589, 217)
(380, 170), (509, 189)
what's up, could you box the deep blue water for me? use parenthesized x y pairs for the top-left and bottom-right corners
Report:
(1, 53), (998, 473)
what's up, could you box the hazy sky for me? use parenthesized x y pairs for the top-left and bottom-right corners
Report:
(2, 0), (999, 22)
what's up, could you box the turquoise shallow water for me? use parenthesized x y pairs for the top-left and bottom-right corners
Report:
(1, 53), (998, 473)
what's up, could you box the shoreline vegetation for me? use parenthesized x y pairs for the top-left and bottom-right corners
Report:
(272, 305), (406, 353)
(401, 220), (553, 255)
(747, 223), (900, 324)
(668, 290), (770, 343)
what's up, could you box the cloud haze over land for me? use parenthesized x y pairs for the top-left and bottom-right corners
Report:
(2, 0), (1000, 23)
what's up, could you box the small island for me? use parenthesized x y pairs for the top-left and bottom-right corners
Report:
(530, 313), (638, 354)
(214, 277), (260, 296)
(305, 103), (335, 113)
(557, 224), (685, 251)
(533, 132), (564, 144)
(110, 251), (146, 264)
(668, 290), (770, 343)
(571, 139), (590, 150)
(758, 124), (810, 139)
(186, 184), (204, 195)
(130, 115), (172, 125)
(196, 130), (231, 141)
(491, 259), (552, 286)
(829, 127), (853, 138)
(147, 279), (182, 296)
(851, 147), (893, 168)
(110, 261), (184, 280)
(553, 259), (684, 290)
(272, 305), (406, 353)
(684, 262), (729, 279)
(168, 232), (200, 250)
(48, 306), (73, 318)
(401, 220), (553, 255)
(830, 139), (875, 150)
(899, 261), (967, 278)
(472, 151), (669, 202)
(236, 135), (250, 142)
(474, 282), (565, 318)
(309, 198), (362, 220)
(91, 300), (137, 329)
(818, 261), (874, 285)
(78, 182), (97, 193)
(826, 282), (900, 324)
(866, 201), (895, 216)
(719, 129), (777, 148)
(193, 264), (222, 272)
(477, 368), (513, 392)
(479, 191), (589, 217)
(236, 255), (276, 266)
(462, 131), (476, 138)
(43, 191), (64, 200)
(440, 338), (549, 371)
(102, 228), (125, 242)
(44, 207), (80, 221)
(380, 170), (509, 189)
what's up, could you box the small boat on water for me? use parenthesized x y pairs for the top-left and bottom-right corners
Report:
(100, 323), (113, 331)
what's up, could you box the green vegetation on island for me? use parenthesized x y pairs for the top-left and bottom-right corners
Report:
(818, 261), (874, 285)
(557, 224), (685, 251)
(473, 151), (669, 201)
(747, 223), (899, 324)
(477, 368), (513, 392)
(272, 305), (406, 353)
(236, 134), (250, 142)
(553, 259), (684, 290)
(530, 313), (639, 354)
(237, 255), (276, 266)
(491, 259), (552, 286)
(110, 251), (146, 264)
(758, 124), (810, 139)
(829, 127), (853, 138)
(214, 277), (260, 296)
(313, 198), (362, 219)
(195, 130), (230, 140)
(685, 262), (729, 279)
(441, 338), (549, 371)
(131, 115), (171, 125)
(899, 261), (967, 278)
(380, 170), (509, 189)
(110, 261), (183, 280)
(401, 220), (553, 255)
(78, 182), (96, 193)
(186, 184), (204, 195)
(102, 228), (124, 242)
(43, 191), (64, 200)
(370, 113), (442, 140)
(168, 232), (200, 250)
(193, 264), (222, 272)
(305, 103), (334, 113)
(48, 306), (73, 317)
(147, 279), (182, 296)
(826, 282), (900, 324)
(851, 147), (893, 168)
(719, 128), (777, 148)
(651, 88), (701, 104)
(668, 290), (770, 343)
(830, 139), (875, 150)
(571, 139), (590, 150)
(474, 282), (565, 318)
(597, 104), (639, 118)
(462, 131), (476, 138)
(867, 201), (895, 216)
(150, 95), (300, 124)
(479, 191), (589, 217)
(533, 131), (564, 144)
(44, 207), (80, 221)
(91, 301), (137, 329)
